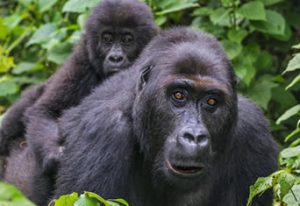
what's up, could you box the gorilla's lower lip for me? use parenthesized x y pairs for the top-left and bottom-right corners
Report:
(166, 160), (204, 177)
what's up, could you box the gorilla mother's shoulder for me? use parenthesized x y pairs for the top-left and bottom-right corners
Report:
(56, 27), (278, 206)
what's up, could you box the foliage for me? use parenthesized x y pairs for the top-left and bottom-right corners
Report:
(0, 183), (128, 206)
(0, 182), (35, 206)
(247, 45), (300, 206)
(52, 192), (129, 206)
(0, 0), (300, 205)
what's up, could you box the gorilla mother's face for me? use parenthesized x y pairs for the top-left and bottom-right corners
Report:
(135, 41), (237, 190)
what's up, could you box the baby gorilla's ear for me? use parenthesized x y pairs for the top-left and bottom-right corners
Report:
(138, 65), (154, 91)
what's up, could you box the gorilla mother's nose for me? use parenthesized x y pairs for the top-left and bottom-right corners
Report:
(178, 126), (210, 147)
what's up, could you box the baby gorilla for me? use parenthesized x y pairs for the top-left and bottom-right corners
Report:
(55, 27), (278, 206)
(1, 0), (157, 205)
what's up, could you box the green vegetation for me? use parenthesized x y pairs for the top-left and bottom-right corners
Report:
(0, 0), (299, 205)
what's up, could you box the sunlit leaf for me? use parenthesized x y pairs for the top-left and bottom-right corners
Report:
(74, 194), (99, 206)
(283, 54), (300, 74)
(0, 182), (36, 206)
(54, 192), (79, 206)
(247, 176), (274, 206)
(281, 145), (300, 158)
(276, 104), (300, 124)
(282, 185), (300, 206)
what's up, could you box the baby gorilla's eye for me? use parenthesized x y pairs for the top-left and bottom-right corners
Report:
(121, 34), (134, 44)
(102, 33), (113, 44)
(207, 98), (217, 106)
(173, 91), (187, 101)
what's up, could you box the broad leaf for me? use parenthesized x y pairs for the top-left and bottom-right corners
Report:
(47, 42), (72, 64)
(251, 10), (285, 36)
(54, 192), (79, 206)
(222, 40), (242, 60)
(63, 0), (99, 13)
(247, 75), (277, 109)
(27, 24), (57, 46)
(238, 1), (266, 20)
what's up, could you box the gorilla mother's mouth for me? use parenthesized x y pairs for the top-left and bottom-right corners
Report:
(166, 159), (204, 177)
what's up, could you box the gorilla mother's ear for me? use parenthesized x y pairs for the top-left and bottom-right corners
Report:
(138, 65), (154, 91)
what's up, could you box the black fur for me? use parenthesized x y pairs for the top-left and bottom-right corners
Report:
(2, 0), (157, 205)
(55, 27), (278, 206)
(0, 84), (44, 156)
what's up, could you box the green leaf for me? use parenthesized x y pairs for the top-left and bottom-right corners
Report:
(47, 42), (72, 64)
(54, 192), (79, 206)
(38, 0), (59, 13)
(192, 7), (213, 16)
(285, 127), (300, 142)
(222, 40), (242, 60)
(251, 10), (286, 36)
(63, 0), (99, 13)
(258, 0), (283, 6)
(3, 14), (22, 31)
(281, 145), (300, 158)
(0, 182), (36, 206)
(227, 28), (248, 44)
(74, 194), (100, 206)
(27, 23), (57, 46)
(237, 1), (266, 20)
(12, 62), (43, 75)
(293, 43), (300, 49)
(282, 185), (300, 206)
(276, 104), (300, 124)
(0, 47), (15, 73)
(286, 75), (300, 90)
(247, 75), (277, 109)
(84, 192), (109, 205)
(18, 0), (33, 7)
(108, 199), (129, 206)
(210, 8), (231, 26)
(0, 18), (9, 39)
(155, 16), (167, 26)
(247, 176), (274, 206)
(283, 54), (300, 74)
(0, 76), (19, 97)
(278, 173), (296, 199)
(156, 2), (198, 15)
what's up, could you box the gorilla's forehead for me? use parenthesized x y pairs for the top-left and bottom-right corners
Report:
(162, 42), (230, 78)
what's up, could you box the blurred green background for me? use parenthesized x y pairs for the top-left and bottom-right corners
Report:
(0, 0), (299, 205)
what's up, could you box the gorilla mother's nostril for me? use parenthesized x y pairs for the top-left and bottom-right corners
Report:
(109, 55), (124, 63)
(183, 132), (207, 144)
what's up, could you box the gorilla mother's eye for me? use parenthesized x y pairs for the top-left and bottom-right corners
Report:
(171, 90), (188, 106)
(121, 33), (134, 45)
(207, 98), (217, 106)
(102, 33), (113, 44)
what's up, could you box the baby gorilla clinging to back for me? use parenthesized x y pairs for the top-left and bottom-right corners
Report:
(1, 0), (158, 205)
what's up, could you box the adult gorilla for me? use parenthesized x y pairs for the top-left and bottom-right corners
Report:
(55, 27), (278, 206)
